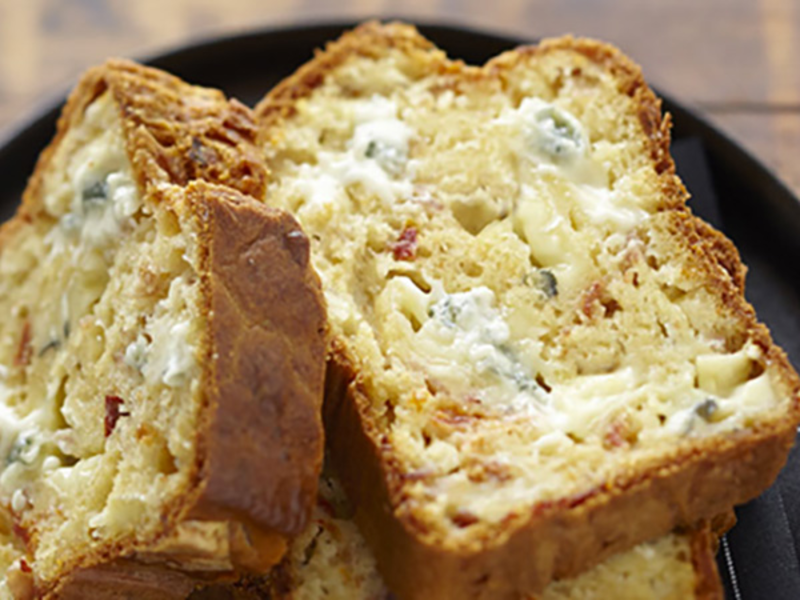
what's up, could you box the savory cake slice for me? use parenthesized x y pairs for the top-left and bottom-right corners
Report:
(256, 21), (800, 599)
(0, 60), (327, 597)
(193, 473), (725, 600)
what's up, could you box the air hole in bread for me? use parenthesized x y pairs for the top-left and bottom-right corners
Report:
(386, 269), (430, 294)
(461, 260), (483, 278)
(661, 284), (686, 303)
(383, 401), (397, 427)
(750, 359), (766, 380)
(451, 194), (505, 235)
(157, 208), (181, 238)
(154, 437), (179, 476)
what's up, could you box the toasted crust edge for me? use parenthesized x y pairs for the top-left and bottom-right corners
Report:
(689, 524), (724, 600)
(188, 180), (327, 539)
(258, 21), (800, 599)
(256, 21), (437, 126)
(20, 58), (266, 223)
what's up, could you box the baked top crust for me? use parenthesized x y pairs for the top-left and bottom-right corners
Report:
(256, 21), (800, 598)
(23, 58), (267, 214)
(0, 60), (326, 598)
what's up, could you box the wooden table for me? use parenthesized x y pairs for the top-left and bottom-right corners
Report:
(1, 0), (798, 198)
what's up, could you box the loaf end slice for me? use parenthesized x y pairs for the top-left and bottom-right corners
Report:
(192, 473), (724, 600)
(257, 21), (800, 598)
(0, 60), (326, 597)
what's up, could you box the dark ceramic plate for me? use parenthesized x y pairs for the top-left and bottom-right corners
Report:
(1, 22), (798, 599)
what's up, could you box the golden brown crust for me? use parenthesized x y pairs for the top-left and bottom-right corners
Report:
(22, 58), (266, 223)
(258, 21), (800, 599)
(690, 216), (748, 292)
(3, 62), (326, 598)
(688, 524), (724, 600)
(256, 21), (438, 127)
(188, 181), (327, 540)
(43, 190), (326, 597)
(709, 510), (737, 538)
(53, 561), (199, 600)
(189, 574), (276, 599)
(0, 57), (268, 275)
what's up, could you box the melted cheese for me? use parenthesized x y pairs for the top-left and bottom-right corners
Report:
(46, 93), (141, 253)
(143, 277), (197, 389)
(412, 286), (545, 413)
(549, 368), (641, 438)
(696, 344), (757, 397)
(289, 96), (414, 216)
(123, 334), (149, 371)
(387, 275), (780, 449)
(88, 490), (149, 538)
(514, 183), (576, 268)
(0, 404), (48, 499)
(498, 98), (646, 234)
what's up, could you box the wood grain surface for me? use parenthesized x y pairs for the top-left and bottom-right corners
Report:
(1, 0), (798, 196)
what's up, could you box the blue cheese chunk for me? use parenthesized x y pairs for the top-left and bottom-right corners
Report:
(45, 92), (142, 255)
(498, 98), (647, 237)
(0, 404), (48, 501)
(124, 334), (150, 372)
(143, 277), (197, 389)
(288, 96), (415, 215)
(412, 286), (544, 413)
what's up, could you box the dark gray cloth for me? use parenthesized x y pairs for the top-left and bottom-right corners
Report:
(673, 138), (800, 599)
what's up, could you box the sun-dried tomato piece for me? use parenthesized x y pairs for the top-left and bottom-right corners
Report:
(580, 280), (621, 319)
(104, 395), (130, 437)
(391, 227), (418, 261)
(14, 320), (32, 367)
(604, 422), (627, 449)
(19, 558), (31, 574)
(12, 521), (30, 547)
(316, 495), (336, 517)
(581, 281), (603, 318)
(451, 509), (479, 528)
(603, 414), (637, 450)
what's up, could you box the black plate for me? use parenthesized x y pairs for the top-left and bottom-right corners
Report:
(1, 21), (798, 599)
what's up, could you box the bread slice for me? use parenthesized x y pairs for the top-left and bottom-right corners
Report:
(0, 60), (327, 597)
(192, 473), (725, 600)
(256, 21), (800, 598)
